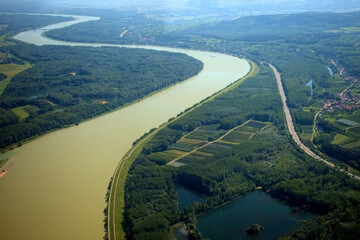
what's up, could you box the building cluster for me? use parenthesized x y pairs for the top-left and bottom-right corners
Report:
(316, 62), (360, 124)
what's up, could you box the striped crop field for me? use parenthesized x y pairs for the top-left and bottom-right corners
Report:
(222, 131), (253, 143)
(165, 121), (269, 166)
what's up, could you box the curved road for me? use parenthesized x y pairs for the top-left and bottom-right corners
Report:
(269, 64), (360, 180)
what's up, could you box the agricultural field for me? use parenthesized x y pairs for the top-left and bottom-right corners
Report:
(337, 118), (360, 127)
(347, 127), (360, 139)
(332, 134), (353, 145)
(0, 52), (30, 96)
(221, 131), (252, 143)
(314, 108), (360, 170)
(343, 140), (360, 150)
(147, 120), (270, 167)
(321, 109), (360, 151)
(10, 106), (30, 122)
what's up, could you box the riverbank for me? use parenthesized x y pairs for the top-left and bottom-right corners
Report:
(107, 60), (256, 240)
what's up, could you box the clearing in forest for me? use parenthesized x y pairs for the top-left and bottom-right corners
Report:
(151, 120), (272, 167)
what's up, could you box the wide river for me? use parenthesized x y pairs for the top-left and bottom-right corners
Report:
(0, 15), (250, 240)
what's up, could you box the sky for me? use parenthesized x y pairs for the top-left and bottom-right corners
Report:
(1, 0), (360, 13)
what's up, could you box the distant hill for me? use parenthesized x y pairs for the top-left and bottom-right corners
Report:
(2, 1), (358, 15)
(181, 11), (360, 41)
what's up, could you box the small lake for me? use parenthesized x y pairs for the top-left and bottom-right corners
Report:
(176, 184), (205, 211)
(306, 79), (313, 98)
(326, 66), (334, 76)
(193, 191), (314, 240)
(271, 158), (277, 164)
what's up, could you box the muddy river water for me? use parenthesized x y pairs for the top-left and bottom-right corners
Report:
(0, 14), (250, 239)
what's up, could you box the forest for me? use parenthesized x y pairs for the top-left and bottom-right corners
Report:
(0, 44), (203, 149)
(122, 64), (360, 240)
(44, 10), (165, 45)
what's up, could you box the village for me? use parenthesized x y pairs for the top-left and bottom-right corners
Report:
(317, 61), (360, 120)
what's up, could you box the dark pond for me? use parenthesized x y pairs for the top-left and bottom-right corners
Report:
(196, 191), (314, 240)
(176, 184), (205, 211)
(270, 157), (277, 164)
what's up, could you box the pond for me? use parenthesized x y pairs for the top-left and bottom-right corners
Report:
(176, 188), (315, 240)
(306, 79), (313, 98)
(176, 184), (205, 211)
(326, 66), (334, 76)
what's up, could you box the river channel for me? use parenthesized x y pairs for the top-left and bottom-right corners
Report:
(0, 15), (250, 240)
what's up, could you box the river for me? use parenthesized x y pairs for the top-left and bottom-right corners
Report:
(0, 15), (250, 240)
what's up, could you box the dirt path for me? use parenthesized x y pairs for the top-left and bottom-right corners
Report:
(269, 64), (360, 180)
(108, 127), (161, 240)
(120, 30), (128, 38)
(166, 120), (251, 166)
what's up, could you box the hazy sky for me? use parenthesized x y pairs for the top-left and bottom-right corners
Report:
(1, 0), (360, 13)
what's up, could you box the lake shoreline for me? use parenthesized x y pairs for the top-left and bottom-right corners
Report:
(195, 190), (315, 240)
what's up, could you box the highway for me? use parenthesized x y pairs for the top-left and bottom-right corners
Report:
(269, 64), (360, 181)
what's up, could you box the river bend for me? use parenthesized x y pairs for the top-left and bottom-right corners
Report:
(0, 14), (250, 240)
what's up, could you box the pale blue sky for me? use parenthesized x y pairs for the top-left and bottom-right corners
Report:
(1, 0), (360, 13)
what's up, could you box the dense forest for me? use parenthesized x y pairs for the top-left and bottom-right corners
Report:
(181, 12), (360, 41)
(45, 10), (164, 45)
(122, 64), (360, 240)
(0, 44), (202, 149)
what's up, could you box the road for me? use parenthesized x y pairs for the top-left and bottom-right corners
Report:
(269, 64), (360, 180)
